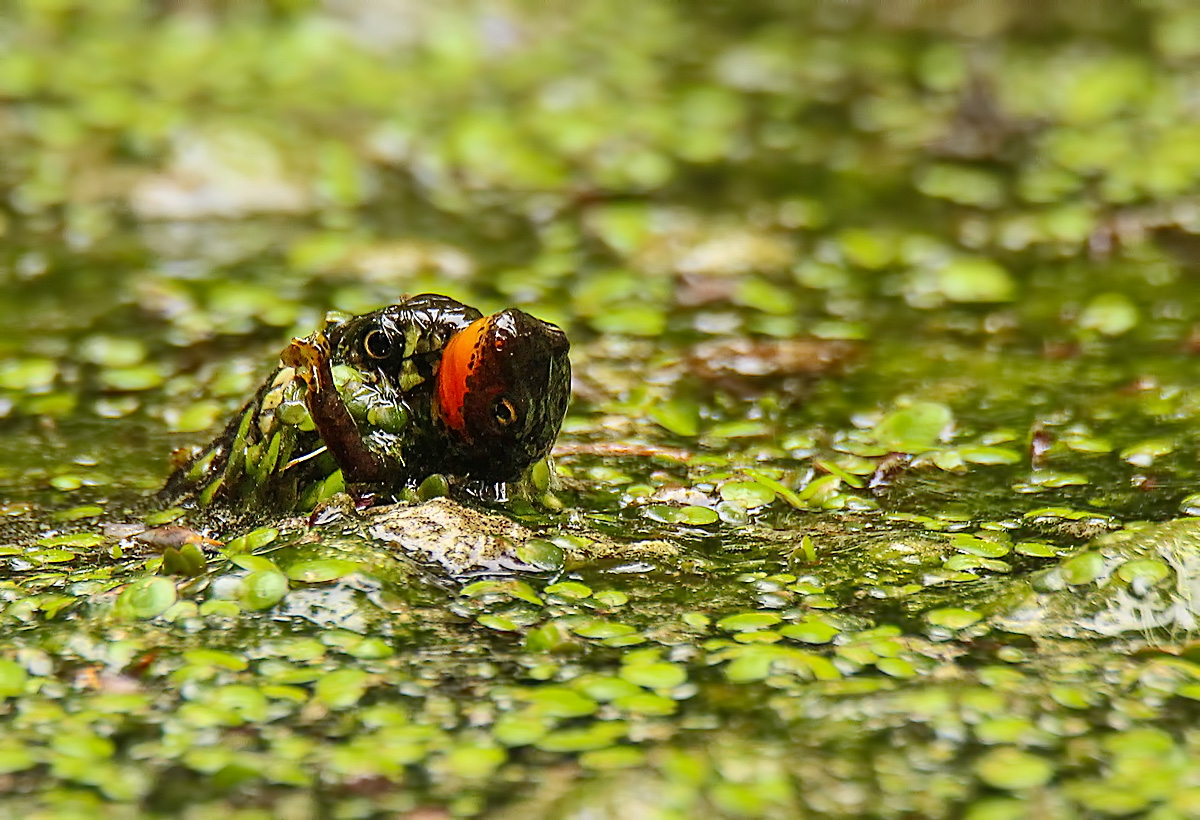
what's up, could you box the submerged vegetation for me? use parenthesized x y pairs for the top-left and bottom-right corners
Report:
(5, 0), (1200, 816)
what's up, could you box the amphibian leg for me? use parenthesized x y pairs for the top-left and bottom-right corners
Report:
(282, 334), (390, 486)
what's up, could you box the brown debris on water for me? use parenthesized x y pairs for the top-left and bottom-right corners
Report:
(552, 441), (692, 463)
(688, 337), (858, 397)
(134, 525), (223, 551)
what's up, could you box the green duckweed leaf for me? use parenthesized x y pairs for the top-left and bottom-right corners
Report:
(493, 714), (551, 747)
(225, 527), (279, 553)
(443, 744), (506, 779)
(52, 505), (105, 522)
(1014, 541), (1058, 558)
(534, 721), (628, 753)
(1050, 685), (1098, 710)
(285, 559), (362, 583)
(572, 620), (638, 639)
(509, 581), (545, 606)
(590, 304), (667, 336)
(1119, 438), (1175, 466)
(620, 662), (687, 690)
(168, 400), (221, 433)
(717, 612), (783, 632)
(679, 505), (720, 525)
(934, 258), (1016, 303)
(51, 730), (115, 760)
(417, 473), (450, 500)
(613, 691), (677, 716)
(925, 608), (983, 629)
(648, 397), (700, 438)
(959, 446), (1022, 465)
(682, 612), (712, 630)
(0, 358), (57, 391)
(574, 676), (642, 702)
(516, 538), (565, 572)
(1060, 552), (1107, 585)
(0, 660), (28, 698)
(951, 535), (1011, 558)
(525, 621), (574, 652)
(0, 744), (36, 774)
(877, 657), (917, 678)
(1115, 558), (1170, 586)
(778, 620), (840, 644)
(594, 589), (629, 607)
(545, 581), (592, 599)
(644, 504), (719, 526)
(478, 614), (519, 632)
(524, 687), (598, 718)
(974, 747), (1054, 790)
(579, 746), (646, 770)
(719, 480), (776, 508)
(37, 532), (106, 548)
(873, 402), (953, 452)
(183, 649), (248, 671)
(115, 577), (177, 620)
(1079, 292), (1138, 335)
(315, 669), (369, 709)
(230, 554), (282, 573)
(240, 570), (289, 610)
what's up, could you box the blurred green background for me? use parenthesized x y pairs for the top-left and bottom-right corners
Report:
(5, 1), (1200, 818)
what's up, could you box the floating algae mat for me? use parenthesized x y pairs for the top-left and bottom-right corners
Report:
(7, 1), (1200, 817)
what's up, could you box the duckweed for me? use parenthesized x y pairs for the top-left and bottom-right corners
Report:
(314, 668), (370, 709)
(114, 576), (176, 619)
(925, 608), (983, 630)
(284, 559), (362, 583)
(578, 746), (645, 771)
(239, 570), (289, 611)
(718, 480), (777, 509)
(1060, 552), (1108, 586)
(1115, 558), (1170, 586)
(478, 614), (519, 632)
(544, 581), (592, 599)
(593, 589), (629, 607)
(778, 619), (840, 645)
(1079, 292), (1139, 336)
(619, 662), (687, 690)
(644, 504), (720, 526)
(7, 1), (1200, 816)
(647, 398), (701, 438)
(975, 748), (1055, 791)
(224, 527), (279, 553)
(871, 402), (955, 453)
(515, 538), (565, 572)
(717, 612), (783, 632)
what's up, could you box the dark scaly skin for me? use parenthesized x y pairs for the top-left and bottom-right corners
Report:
(429, 309), (572, 485)
(159, 294), (572, 513)
(326, 306), (572, 496)
(280, 332), (387, 485)
(159, 294), (482, 512)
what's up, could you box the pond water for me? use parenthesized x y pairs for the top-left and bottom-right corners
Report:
(4, 2), (1200, 817)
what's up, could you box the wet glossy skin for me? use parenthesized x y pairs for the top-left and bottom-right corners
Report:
(160, 294), (570, 513)
(432, 309), (572, 482)
(330, 293), (484, 393)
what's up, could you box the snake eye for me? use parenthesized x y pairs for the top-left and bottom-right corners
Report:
(493, 397), (518, 427)
(363, 329), (393, 359)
